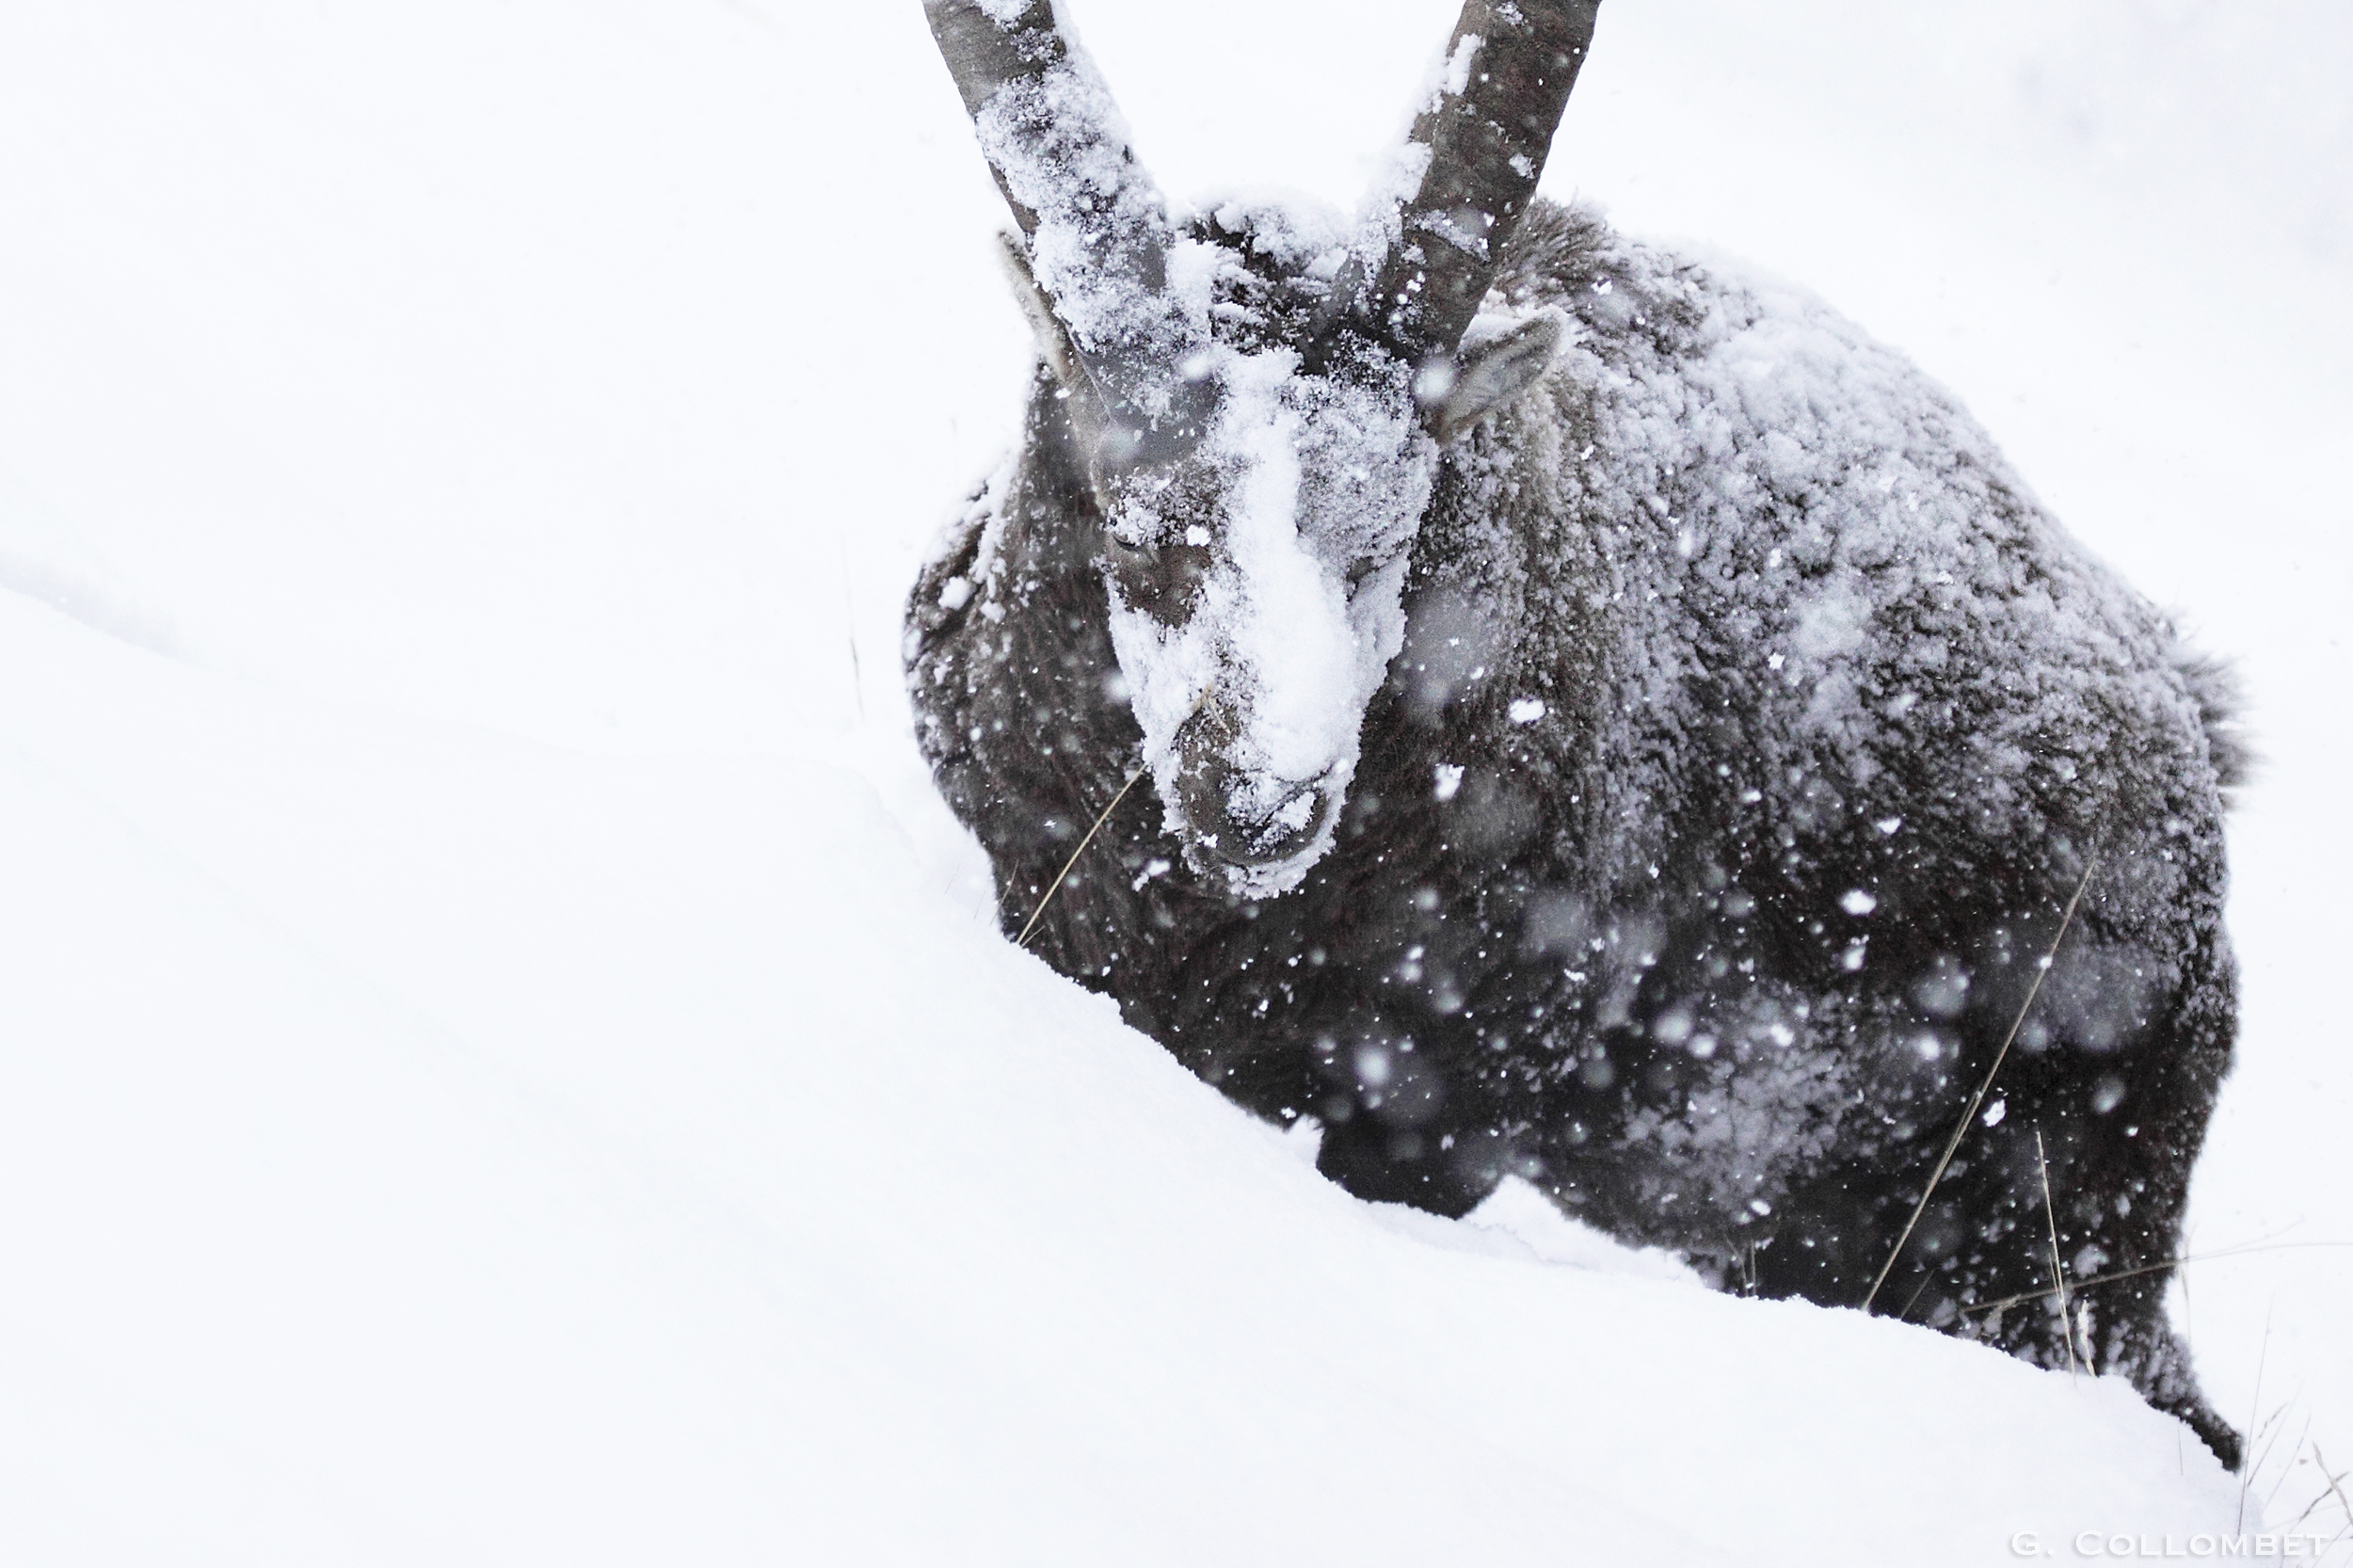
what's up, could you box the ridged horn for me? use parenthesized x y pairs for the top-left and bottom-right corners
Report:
(1356, 0), (1599, 366)
(922, 1), (1215, 469)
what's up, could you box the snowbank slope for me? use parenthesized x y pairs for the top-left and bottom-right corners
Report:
(0, 582), (2242, 1564)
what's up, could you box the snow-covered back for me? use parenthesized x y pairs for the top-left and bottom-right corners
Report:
(1508, 223), (2207, 889)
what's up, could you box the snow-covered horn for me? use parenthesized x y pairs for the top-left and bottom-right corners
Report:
(1352, 0), (1599, 366)
(922, 0), (1216, 471)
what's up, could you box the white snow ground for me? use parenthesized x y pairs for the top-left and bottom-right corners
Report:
(1, 2), (2345, 1563)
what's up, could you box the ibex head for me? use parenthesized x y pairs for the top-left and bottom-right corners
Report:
(926, 0), (1596, 896)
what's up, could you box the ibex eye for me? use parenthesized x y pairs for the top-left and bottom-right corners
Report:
(1104, 535), (1159, 573)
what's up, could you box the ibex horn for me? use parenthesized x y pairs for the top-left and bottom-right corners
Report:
(922, 0), (1215, 469)
(1356, 0), (1600, 367)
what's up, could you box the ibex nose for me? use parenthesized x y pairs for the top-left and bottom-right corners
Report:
(1172, 712), (1331, 872)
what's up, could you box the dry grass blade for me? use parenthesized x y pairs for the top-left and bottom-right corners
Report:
(1016, 763), (1146, 949)
(1015, 688), (1213, 952)
(2037, 1129), (2078, 1377)
(2316, 1443), (2353, 1531)
(1956, 1239), (2353, 1320)
(2270, 1414), (2317, 1513)
(2242, 1311), (2272, 1528)
(1862, 853), (2100, 1313)
(2247, 1400), (2296, 1504)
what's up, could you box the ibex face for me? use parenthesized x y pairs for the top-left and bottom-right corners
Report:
(925, 0), (1597, 895)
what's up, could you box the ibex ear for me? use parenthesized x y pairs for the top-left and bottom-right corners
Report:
(1419, 313), (1564, 443)
(994, 230), (1087, 393)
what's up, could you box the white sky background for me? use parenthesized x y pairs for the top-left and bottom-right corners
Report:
(1, 0), (2347, 1559)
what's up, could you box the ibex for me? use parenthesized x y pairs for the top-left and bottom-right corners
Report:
(906, 0), (2246, 1464)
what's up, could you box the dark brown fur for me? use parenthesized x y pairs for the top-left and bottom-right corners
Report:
(906, 201), (2245, 1466)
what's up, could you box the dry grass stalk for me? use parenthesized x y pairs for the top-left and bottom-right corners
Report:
(2037, 1129), (2078, 1378)
(1952, 1238), (2353, 1320)
(1862, 853), (2100, 1313)
(2241, 1312), (2272, 1529)
(2303, 1442), (2353, 1562)
(2247, 1401), (2296, 1506)
(1016, 764), (1146, 949)
(2269, 1414), (2317, 1517)
(2316, 1442), (2353, 1528)
(1015, 689), (1211, 950)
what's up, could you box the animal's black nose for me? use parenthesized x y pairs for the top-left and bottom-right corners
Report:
(1172, 715), (1328, 870)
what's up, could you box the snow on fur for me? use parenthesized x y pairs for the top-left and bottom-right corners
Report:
(909, 191), (2246, 1464)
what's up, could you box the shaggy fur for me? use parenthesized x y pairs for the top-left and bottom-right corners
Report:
(905, 200), (2245, 1465)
